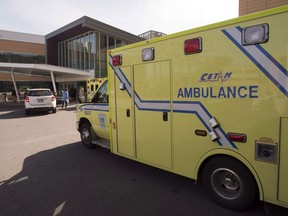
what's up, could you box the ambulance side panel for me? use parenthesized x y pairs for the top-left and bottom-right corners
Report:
(109, 6), (288, 208)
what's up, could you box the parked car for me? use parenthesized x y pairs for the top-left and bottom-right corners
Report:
(24, 89), (57, 114)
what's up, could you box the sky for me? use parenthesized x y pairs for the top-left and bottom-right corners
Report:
(0, 0), (239, 36)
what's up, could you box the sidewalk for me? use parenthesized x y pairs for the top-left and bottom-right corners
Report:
(57, 100), (79, 110)
(0, 100), (79, 111)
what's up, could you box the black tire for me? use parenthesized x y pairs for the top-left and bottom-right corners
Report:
(80, 124), (95, 149)
(202, 156), (258, 210)
(25, 109), (31, 115)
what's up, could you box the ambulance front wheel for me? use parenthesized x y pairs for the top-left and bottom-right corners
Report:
(80, 124), (95, 149)
(202, 157), (258, 210)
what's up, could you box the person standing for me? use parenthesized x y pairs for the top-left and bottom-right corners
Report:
(61, 89), (69, 110)
(11, 88), (16, 102)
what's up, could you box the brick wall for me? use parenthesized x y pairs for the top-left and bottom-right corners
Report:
(239, 0), (288, 16)
(0, 39), (45, 55)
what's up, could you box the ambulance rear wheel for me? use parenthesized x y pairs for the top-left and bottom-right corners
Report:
(202, 157), (257, 210)
(80, 124), (95, 149)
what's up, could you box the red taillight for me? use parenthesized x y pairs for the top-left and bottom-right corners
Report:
(112, 55), (122, 66)
(184, 38), (202, 55)
(25, 97), (30, 103)
(227, 132), (247, 143)
(51, 96), (55, 101)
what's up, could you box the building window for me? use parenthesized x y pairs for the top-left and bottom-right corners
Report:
(116, 39), (122, 48)
(0, 52), (45, 64)
(99, 34), (107, 78)
(58, 31), (97, 71)
(109, 36), (115, 50)
(58, 31), (126, 78)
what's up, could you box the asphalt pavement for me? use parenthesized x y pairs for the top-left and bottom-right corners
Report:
(0, 102), (287, 216)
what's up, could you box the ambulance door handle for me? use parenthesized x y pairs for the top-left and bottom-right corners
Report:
(163, 112), (168, 121)
(126, 109), (130, 117)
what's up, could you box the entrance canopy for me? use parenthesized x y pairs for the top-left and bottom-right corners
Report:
(0, 62), (93, 102)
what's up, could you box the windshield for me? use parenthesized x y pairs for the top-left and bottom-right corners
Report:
(91, 81), (108, 103)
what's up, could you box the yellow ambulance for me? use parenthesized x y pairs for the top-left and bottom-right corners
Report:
(86, 78), (107, 102)
(76, 6), (288, 210)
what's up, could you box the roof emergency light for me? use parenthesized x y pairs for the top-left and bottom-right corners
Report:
(242, 23), (269, 46)
(142, 48), (154, 62)
(112, 55), (122, 66)
(184, 37), (202, 55)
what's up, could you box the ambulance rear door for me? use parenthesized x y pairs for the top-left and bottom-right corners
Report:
(133, 60), (172, 169)
(278, 117), (288, 203)
(114, 66), (135, 157)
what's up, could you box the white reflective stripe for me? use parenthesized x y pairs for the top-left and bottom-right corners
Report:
(225, 27), (288, 95)
(81, 104), (109, 111)
(173, 102), (233, 148)
(109, 55), (132, 96)
(135, 94), (170, 111)
(114, 67), (132, 96)
(109, 54), (169, 111)
(173, 102), (210, 123)
(214, 127), (234, 147)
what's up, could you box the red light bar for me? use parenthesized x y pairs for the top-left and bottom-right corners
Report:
(227, 132), (247, 143)
(184, 38), (202, 55)
(112, 55), (122, 66)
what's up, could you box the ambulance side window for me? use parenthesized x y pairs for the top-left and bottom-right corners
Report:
(91, 80), (108, 103)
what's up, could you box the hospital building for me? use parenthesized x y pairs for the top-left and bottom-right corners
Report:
(0, 0), (287, 101)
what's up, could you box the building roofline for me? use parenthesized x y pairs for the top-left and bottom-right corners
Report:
(45, 16), (143, 42)
(45, 16), (86, 39)
(0, 29), (44, 44)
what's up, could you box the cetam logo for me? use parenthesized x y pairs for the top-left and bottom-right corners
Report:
(199, 71), (232, 83)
